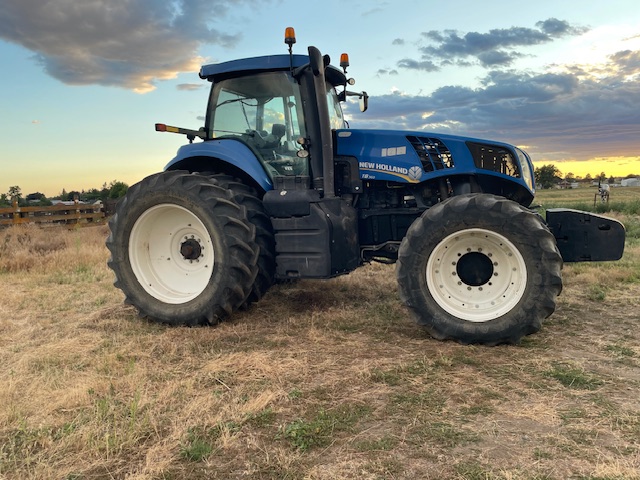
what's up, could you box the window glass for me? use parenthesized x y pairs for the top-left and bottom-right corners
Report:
(208, 72), (308, 177)
(211, 89), (258, 136)
(326, 84), (345, 130)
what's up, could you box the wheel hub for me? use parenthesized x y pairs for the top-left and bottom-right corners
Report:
(180, 238), (202, 261)
(456, 252), (494, 286)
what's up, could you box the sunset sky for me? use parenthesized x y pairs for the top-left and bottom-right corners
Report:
(1, 0), (639, 196)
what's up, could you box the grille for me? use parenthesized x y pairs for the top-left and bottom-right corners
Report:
(407, 136), (454, 172)
(466, 142), (520, 178)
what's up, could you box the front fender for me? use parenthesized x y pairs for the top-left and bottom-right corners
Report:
(163, 140), (273, 191)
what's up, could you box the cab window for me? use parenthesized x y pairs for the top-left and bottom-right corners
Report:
(208, 72), (308, 177)
(326, 83), (345, 130)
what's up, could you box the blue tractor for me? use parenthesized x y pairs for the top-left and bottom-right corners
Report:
(107, 29), (625, 345)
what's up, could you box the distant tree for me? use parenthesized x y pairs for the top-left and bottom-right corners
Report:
(66, 191), (81, 202)
(0, 193), (9, 207)
(108, 180), (128, 199)
(565, 172), (575, 182)
(26, 192), (46, 202)
(100, 182), (110, 202)
(584, 173), (593, 182)
(51, 188), (67, 201)
(608, 176), (615, 184)
(83, 188), (102, 202)
(7, 185), (22, 201)
(535, 165), (562, 189)
(597, 172), (607, 182)
(25, 192), (52, 206)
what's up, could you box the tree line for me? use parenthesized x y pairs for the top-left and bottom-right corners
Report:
(534, 165), (638, 190)
(0, 181), (129, 208)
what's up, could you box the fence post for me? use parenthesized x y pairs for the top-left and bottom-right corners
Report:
(12, 198), (20, 225)
(74, 195), (81, 223)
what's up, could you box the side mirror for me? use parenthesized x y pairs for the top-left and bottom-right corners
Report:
(359, 92), (369, 112)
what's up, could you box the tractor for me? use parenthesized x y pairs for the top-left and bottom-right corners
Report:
(106, 28), (625, 345)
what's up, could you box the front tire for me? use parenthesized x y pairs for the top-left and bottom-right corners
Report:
(106, 171), (259, 326)
(396, 194), (563, 345)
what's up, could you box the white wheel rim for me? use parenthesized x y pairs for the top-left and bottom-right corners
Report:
(426, 228), (527, 322)
(129, 204), (214, 304)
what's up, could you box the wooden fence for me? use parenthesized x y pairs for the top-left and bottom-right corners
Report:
(0, 200), (106, 227)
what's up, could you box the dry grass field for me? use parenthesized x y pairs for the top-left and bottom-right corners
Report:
(0, 188), (639, 479)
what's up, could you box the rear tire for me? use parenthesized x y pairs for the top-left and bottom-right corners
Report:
(204, 174), (276, 307)
(106, 171), (259, 326)
(396, 194), (563, 345)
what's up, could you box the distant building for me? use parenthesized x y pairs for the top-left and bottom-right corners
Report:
(557, 180), (579, 189)
(621, 178), (640, 187)
(50, 199), (86, 206)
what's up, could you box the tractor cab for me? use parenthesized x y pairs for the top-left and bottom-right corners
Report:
(199, 43), (366, 194)
(158, 28), (367, 199)
(205, 69), (311, 177)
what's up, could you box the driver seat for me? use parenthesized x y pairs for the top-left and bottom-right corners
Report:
(264, 123), (286, 148)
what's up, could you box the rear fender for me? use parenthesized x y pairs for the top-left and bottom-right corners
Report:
(163, 140), (273, 191)
(546, 208), (625, 262)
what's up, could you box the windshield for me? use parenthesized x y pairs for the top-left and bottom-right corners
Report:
(207, 72), (308, 177)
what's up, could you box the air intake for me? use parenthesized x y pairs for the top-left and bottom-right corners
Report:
(466, 142), (520, 178)
(407, 136), (454, 172)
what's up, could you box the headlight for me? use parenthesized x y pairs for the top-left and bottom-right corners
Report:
(516, 148), (535, 192)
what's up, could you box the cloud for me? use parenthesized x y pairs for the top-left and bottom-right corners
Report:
(476, 50), (523, 68)
(176, 83), (205, 91)
(355, 49), (640, 162)
(609, 49), (640, 78)
(399, 18), (588, 70)
(535, 18), (588, 37)
(397, 58), (439, 72)
(376, 68), (399, 76)
(361, 1), (389, 17)
(0, 0), (266, 93)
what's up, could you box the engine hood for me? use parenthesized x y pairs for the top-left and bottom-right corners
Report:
(334, 129), (532, 191)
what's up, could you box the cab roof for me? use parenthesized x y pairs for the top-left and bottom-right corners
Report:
(199, 54), (347, 86)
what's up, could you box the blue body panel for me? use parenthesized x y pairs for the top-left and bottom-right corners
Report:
(162, 131), (532, 195)
(335, 129), (531, 191)
(163, 140), (273, 191)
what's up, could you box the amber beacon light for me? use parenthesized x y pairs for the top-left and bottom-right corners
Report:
(284, 27), (296, 47)
(340, 53), (350, 73)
